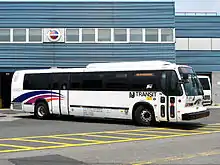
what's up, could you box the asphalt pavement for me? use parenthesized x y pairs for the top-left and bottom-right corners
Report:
(0, 108), (219, 165)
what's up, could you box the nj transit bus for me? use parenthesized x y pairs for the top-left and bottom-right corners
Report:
(10, 61), (210, 126)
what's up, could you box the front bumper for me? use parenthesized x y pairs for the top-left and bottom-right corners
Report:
(182, 109), (210, 120)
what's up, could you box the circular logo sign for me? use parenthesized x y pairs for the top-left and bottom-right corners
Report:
(47, 29), (61, 42)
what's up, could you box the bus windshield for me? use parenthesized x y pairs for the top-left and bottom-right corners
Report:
(178, 67), (204, 96)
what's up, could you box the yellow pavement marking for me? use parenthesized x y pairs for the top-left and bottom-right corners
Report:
(197, 127), (220, 131)
(139, 130), (190, 135)
(112, 132), (159, 137)
(0, 128), (151, 140)
(82, 134), (133, 140)
(47, 136), (103, 143)
(0, 125), (218, 141)
(0, 124), (219, 154)
(0, 148), (34, 153)
(0, 143), (34, 150)
(12, 138), (71, 145)
(131, 150), (220, 165)
(150, 127), (209, 133)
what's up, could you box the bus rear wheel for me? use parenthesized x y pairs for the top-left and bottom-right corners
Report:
(134, 105), (155, 126)
(34, 102), (50, 119)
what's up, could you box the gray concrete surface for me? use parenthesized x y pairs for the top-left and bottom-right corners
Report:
(0, 108), (219, 165)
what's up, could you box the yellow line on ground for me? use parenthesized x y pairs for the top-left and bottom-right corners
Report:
(139, 130), (190, 135)
(0, 148), (33, 153)
(131, 150), (220, 165)
(82, 134), (132, 140)
(0, 131), (217, 154)
(47, 136), (103, 143)
(197, 127), (220, 131)
(149, 127), (210, 133)
(111, 132), (159, 137)
(12, 138), (71, 145)
(0, 143), (34, 150)
(0, 128), (151, 140)
(0, 125), (216, 141)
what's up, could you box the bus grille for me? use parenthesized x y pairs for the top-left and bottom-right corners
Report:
(12, 103), (22, 110)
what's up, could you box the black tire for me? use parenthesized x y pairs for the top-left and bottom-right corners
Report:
(134, 105), (155, 126)
(34, 102), (50, 119)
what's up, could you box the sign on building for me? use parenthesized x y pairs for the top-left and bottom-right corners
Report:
(43, 28), (65, 42)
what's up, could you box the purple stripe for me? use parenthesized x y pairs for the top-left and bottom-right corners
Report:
(25, 94), (59, 104)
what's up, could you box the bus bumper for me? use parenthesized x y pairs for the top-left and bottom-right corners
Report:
(182, 109), (210, 120)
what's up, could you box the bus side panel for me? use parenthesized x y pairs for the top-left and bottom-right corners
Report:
(68, 90), (159, 121)
(68, 91), (134, 119)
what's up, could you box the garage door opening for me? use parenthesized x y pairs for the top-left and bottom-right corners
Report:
(0, 72), (13, 108)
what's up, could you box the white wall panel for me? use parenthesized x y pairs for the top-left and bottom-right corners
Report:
(212, 38), (220, 50)
(189, 38), (211, 50)
(175, 38), (188, 50)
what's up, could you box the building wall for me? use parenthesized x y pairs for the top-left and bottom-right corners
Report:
(175, 15), (220, 72)
(0, 1), (176, 71)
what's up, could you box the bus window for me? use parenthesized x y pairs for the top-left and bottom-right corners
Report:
(51, 73), (70, 90)
(82, 72), (103, 90)
(130, 71), (160, 91)
(103, 72), (129, 91)
(169, 71), (182, 96)
(23, 73), (50, 90)
(160, 71), (182, 96)
(70, 73), (82, 90)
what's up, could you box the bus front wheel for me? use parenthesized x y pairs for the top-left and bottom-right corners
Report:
(134, 105), (155, 126)
(34, 102), (50, 119)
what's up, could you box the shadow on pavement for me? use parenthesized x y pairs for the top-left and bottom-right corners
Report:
(16, 114), (207, 130)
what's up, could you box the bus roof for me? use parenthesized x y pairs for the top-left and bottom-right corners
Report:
(14, 61), (192, 74)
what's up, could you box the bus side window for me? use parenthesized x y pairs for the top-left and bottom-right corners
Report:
(103, 72), (129, 91)
(70, 73), (82, 90)
(51, 73), (70, 90)
(130, 71), (160, 91)
(82, 73), (103, 90)
(160, 72), (167, 94)
(23, 73), (50, 90)
(169, 71), (182, 96)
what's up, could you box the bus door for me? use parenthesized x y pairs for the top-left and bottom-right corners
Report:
(160, 71), (180, 122)
(51, 73), (69, 116)
(167, 71), (181, 122)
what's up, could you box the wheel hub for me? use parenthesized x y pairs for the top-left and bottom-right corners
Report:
(37, 106), (46, 117)
(140, 110), (151, 122)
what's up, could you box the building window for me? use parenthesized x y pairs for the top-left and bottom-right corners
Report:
(0, 29), (10, 42)
(161, 28), (173, 42)
(98, 28), (111, 42)
(145, 29), (158, 42)
(13, 28), (26, 42)
(66, 28), (79, 42)
(114, 29), (127, 42)
(29, 28), (42, 42)
(82, 28), (95, 42)
(130, 28), (142, 42)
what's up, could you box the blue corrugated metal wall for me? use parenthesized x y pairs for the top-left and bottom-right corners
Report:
(175, 16), (220, 38)
(0, 43), (175, 71)
(0, 2), (175, 28)
(0, 1), (175, 71)
(176, 51), (220, 72)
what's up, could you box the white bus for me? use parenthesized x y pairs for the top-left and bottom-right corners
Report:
(10, 61), (210, 126)
(198, 75), (212, 105)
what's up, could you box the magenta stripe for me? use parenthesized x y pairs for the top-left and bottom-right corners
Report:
(26, 94), (59, 104)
